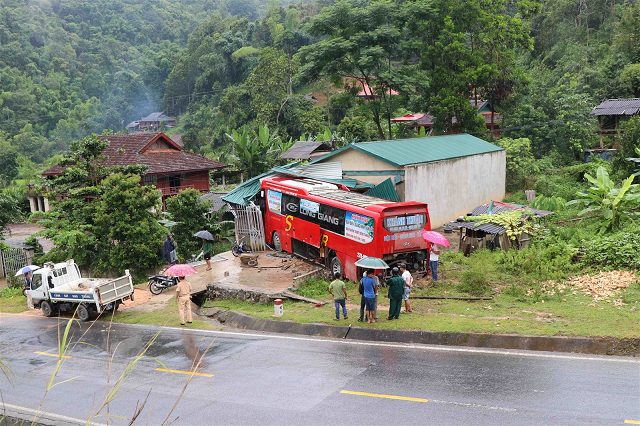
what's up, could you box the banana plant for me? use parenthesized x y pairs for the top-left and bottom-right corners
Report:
(226, 125), (283, 178)
(566, 166), (640, 233)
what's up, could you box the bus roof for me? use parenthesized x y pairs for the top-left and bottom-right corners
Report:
(309, 188), (391, 208)
(262, 177), (427, 212)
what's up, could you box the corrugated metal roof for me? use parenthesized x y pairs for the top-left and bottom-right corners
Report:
(293, 161), (342, 180)
(221, 163), (300, 206)
(446, 221), (506, 235)
(280, 141), (332, 159)
(271, 166), (358, 187)
(310, 134), (503, 168)
(364, 178), (400, 202)
(470, 203), (554, 218)
(590, 98), (640, 116)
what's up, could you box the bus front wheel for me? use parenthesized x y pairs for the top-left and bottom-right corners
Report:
(330, 256), (343, 278)
(272, 231), (282, 252)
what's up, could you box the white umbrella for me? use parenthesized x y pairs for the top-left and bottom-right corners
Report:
(15, 265), (40, 276)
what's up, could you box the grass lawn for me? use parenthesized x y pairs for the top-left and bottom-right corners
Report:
(0, 287), (30, 313)
(212, 267), (640, 339)
(106, 295), (219, 330)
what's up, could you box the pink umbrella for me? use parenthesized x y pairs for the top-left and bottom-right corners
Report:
(164, 264), (198, 277)
(421, 230), (450, 247)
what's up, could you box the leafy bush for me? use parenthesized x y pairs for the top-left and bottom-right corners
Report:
(25, 235), (43, 254)
(454, 249), (496, 295)
(456, 270), (491, 295)
(0, 286), (24, 298)
(581, 230), (640, 270)
(166, 188), (214, 261)
(296, 277), (331, 299)
(530, 195), (566, 212)
(497, 241), (579, 281)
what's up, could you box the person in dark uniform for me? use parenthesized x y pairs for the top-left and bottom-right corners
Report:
(386, 267), (404, 320)
(162, 233), (177, 266)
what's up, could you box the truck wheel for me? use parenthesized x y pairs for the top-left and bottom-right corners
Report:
(330, 256), (343, 279)
(149, 281), (164, 295)
(41, 301), (55, 317)
(272, 231), (282, 252)
(77, 304), (92, 322)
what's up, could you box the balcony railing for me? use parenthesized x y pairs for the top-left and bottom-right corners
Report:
(160, 185), (197, 196)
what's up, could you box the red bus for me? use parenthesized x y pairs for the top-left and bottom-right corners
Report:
(257, 176), (431, 281)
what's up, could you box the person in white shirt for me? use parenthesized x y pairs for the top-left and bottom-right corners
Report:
(399, 263), (413, 313)
(430, 244), (440, 282)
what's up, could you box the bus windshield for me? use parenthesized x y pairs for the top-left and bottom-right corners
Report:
(383, 213), (427, 233)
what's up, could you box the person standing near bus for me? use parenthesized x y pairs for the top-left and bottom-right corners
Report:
(328, 272), (348, 321)
(400, 263), (413, 313)
(373, 271), (381, 320)
(386, 267), (404, 320)
(430, 244), (441, 282)
(361, 271), (377, 324)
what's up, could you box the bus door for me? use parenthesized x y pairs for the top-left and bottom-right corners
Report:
(291, 219), (320, 247)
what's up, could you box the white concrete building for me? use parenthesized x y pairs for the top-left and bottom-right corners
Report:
(310, 134), (506, 227)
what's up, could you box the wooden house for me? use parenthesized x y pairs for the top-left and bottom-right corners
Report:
(590, 98), (640, 149)
(41, 133), (225, 210)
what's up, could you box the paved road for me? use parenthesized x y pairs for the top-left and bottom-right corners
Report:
(0, 314), (638, 425)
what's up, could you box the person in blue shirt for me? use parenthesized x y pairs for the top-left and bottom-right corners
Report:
(361, 270), (378, 324)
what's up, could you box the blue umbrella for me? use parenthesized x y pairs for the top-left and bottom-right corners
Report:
(14, 265), (40, 276)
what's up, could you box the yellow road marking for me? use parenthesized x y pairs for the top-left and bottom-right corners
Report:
(624, 421), (640, 424)
(155, 368), (213, 377)
(34, 351), (71, 359)
(340, 390), (428, 403)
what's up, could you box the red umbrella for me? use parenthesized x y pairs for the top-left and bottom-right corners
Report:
(164, 264), (198, 277)
(421, 230), (450, 247)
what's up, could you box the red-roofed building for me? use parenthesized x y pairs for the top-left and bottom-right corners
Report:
(38, 133), (226, 211)
(355, 81), (399, 100)
(391, 100), (502, 137)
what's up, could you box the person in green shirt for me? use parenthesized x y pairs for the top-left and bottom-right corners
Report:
(328, 272), (348, 321)
(386, 267), (404, 320)
(202, 238), (213, 271)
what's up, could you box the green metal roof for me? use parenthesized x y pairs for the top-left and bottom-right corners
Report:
(310, 134), (503, 168)
(221, 163), (363, 206)
(221, 164), (300, 206)
(364, 178), (400, 202)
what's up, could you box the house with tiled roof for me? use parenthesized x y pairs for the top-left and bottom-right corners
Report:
(126, 112), (177, 133)
(37, 133), (225, 211)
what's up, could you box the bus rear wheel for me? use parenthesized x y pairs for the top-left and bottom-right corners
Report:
(272, 231), (282, 252)
(330, 256), (343, 278)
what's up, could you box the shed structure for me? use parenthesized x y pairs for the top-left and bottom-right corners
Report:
(280, 141), (333, 161)
(309, 134), (506, 227)
(590, 98), (640, 148)
(444, 201), (554, 255)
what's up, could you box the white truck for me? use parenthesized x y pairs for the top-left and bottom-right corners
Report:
(30, 259), (135, 321)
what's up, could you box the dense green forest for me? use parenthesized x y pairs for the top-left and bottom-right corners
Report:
(1, 0), (640, 187)
(0, 0), (307, 183)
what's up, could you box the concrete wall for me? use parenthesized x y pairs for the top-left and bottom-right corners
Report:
(405, 151), (506, 227)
